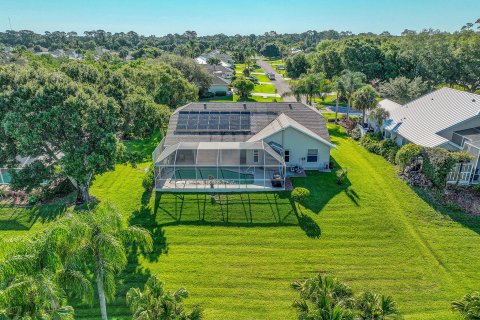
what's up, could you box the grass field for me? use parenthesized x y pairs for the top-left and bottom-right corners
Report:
(252, 83), (276, 94)
(1, 119), (479, 319)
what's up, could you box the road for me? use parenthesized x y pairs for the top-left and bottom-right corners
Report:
(255, 57), (297, 102)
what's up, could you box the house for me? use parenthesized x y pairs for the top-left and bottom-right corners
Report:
(373, 88), (480, 185)
(152, 102), (335, 192)
(201, 64), (233, 95)
(195, 50), (235, 69)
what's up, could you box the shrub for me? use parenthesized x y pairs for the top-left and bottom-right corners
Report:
(350, 126), (362, 140)
(360, 133), (399, 164)
(472, 184), (480, 192)
(215, 91), (227, 97)
(291, 187), (310, 205)
(422, 148), (456, 187)
(142, 165), (155, 191)
(336, 168), (348, 185)
(396, 144), (423, 170)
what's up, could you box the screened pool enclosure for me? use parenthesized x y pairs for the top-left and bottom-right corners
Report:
(153, 141), (286, 191)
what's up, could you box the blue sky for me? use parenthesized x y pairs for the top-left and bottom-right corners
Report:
(2, 0), (479, 36)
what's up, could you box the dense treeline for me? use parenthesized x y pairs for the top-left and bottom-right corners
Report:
(306, 29), (480, 92)
(0, 29), (352, 56)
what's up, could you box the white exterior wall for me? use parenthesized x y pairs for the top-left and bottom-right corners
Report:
(264, 127), (331, 170)
(437, 117), (480, 142)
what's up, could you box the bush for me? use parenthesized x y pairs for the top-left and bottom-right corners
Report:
(142, 165), (155, 191)
(291, 187), (310, 205)
(350, 127), (362, 140)
(422, 147), (456, 187)
(215, 91), (227, 97)
(396, 144), (423, 169)
(360, 133), (399, 163)
(336, 168), (348, 185)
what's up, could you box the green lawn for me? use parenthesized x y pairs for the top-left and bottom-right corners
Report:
(200, 94), (283, 103)
(252, 83), (276, 94)
(1, 120), (479, 319)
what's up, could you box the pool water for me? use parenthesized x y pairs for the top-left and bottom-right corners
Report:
(174, 168), (255, 184)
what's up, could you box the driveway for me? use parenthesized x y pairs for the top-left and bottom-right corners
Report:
(255, 57), (297, 102)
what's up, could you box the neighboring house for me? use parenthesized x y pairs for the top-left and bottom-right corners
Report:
(291, 48), (304, 55)
(201, 64), (233, 95)
(373, 88), (480, 185)
(195, 50), (235, 69)
(152, 102), (335, 192)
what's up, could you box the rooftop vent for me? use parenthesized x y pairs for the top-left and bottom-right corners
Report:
(473, 99), (476, 103)
(203, 103), (207, 109)
(288, 103), (292, 109)
(243, 103), (247, 108)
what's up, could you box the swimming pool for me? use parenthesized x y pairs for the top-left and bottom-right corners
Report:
(174, 168), (255, 184)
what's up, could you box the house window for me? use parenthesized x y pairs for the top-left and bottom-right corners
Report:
(253, 150), (259, 163)
(307, 149), (318, 162)
(284, 150), (290, 163)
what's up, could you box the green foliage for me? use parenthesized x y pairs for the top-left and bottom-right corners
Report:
(142, 164), (155, 192)
(232, 77), (255, 99)
(379, 76), (431, 104)
(285, 52), (310, 78)
(451, 291), (480, 320)
(292, 274), (401, 320)
(353, 84), (378, 124)
(395, 144), (423, 168)
(260, 43), (281, 58)
(126, 275), (203, 320)
(421, 148), (463, 187)
(291, 187), (310, 205)
(336, 167), (349, 185)
(360, 134), (399, 164)
(369, 108), (391, 134)
(290, 73), (331, 105)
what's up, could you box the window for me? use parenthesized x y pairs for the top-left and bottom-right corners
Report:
(284, 150), (290, 163)
(307, 149), (318, 162)
(253, 150), (259, 163)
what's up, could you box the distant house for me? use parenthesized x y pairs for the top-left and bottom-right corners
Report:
(291, 48), (304, 55)
(372, 88), (480, 185)
(201, 64), (233, 95)
(151, 102), (335, 192)
(195, 50), (234, 69)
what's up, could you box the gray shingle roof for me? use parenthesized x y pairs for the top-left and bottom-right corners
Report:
(163, 102), (331, 146)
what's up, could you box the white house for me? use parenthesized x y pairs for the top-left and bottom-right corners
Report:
(201, 64), (233, 95)
(152, 102), (335, 192)
(373, 88), (480, 185)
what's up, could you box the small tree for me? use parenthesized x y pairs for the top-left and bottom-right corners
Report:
(353, 85), (378, 126)
(291, 187), (310, 210)
(369, 107), (391, 135)
(126, 275), (203, 320)
(232, 77), (255, 99)
(396, 144), (423, 172)
(242, 67), (250, 77)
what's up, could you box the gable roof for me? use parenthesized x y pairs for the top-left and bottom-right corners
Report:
(383, 88), (480, 147)
(163, 102), (331, 147)
(247, 113), (336, 148)
(202, 64), (233, 74)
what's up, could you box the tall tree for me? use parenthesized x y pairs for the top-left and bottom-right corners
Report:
(340, 70), (366, 120)
(0, 65), (122, 203)
(65, 203), (153, 320)
(332, 75), (346, 123)
(379, 76), (430, 104)
(369, 107), (391, 135)
(353, 85), (378, 125)
(207, 57), (221, 70)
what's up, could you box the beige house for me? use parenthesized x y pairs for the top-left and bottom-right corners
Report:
(152, 102), (335, 192)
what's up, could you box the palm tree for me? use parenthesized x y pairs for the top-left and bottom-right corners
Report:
(0, 223), (92, 319)
(356, 291), (401, 320)
(340, 70), (366, 120)
(353, 85), (378, 126)
(66, 203), (153, 320)
(206, 57), (221, 71)
(332, 75), (346, 123)
(126, 275), (203, 320)
(369, 107), (390, 135)
(452, 291), (480, 320)
(292, 274), (355, 319)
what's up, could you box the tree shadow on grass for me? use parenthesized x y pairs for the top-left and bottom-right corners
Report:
(412, 186), (480, 235)
(289, 198), (321, 239)
(291, 158), (355, 214)
(0, 201), (69, 231)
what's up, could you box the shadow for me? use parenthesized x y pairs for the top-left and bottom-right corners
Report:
(344, 187), (360, 207)
(412, 186), (480, 235)
(0, 201), (69, 231)
(288, 198), (321, 238)
(290, 158), (352, 214)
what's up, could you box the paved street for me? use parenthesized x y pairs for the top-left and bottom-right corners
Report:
(255, 57), (297, 102)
